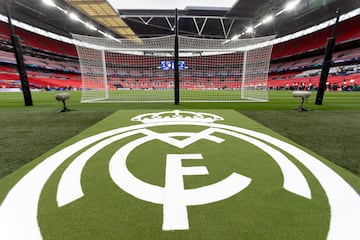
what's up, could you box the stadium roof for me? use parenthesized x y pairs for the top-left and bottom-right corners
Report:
(107, 0), (238, 10)
(0, 0), (359, 40)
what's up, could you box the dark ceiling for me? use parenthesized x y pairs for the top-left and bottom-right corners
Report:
(1, 0), (359, 40)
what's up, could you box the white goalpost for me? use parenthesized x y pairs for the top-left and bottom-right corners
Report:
(73, 34), (274, 103)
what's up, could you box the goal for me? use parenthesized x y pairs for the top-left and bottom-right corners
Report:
(73, 34), (274, 103)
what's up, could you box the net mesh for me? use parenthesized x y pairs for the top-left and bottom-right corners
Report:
(73, 34), (274, 103)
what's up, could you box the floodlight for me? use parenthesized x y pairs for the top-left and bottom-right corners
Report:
(262, 15), (274, 24)
(85, 22), (97, 31)
(275, 9), (286, 16)
(69, 12), (81, 22)
(285, 0), (299, 11)
(97, 29), (106, 36)
(245, 26), (254, 34)
(56, 6), (67, 14)
(107, 34), (122, 43)
(231, 34), (240, 40)
(43, 0), (56, 7)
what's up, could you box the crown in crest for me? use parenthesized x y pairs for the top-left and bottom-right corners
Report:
(131, 110), (224, 123)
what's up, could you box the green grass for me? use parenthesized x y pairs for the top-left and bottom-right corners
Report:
(86, 89), (268, 102)
(0, 90), (359, 179)
(0, 109), (359, 240)
(1, 92), (360, 240)
(240, 110), (360, 176)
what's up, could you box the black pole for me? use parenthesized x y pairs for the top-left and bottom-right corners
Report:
(6, 2), (33, 106)
(174, 8), (180, 105)
(315, 9), (340, 105)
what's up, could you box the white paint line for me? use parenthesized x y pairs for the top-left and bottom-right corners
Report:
(109, 131), (252, 230)
(57, 129), (146, 207)
(182, 166), (209, 176)
(0, 134), (112, 240)
(109, 135), (165, 204)
(184, 173), (252, 205)
(163, 154), (206, 230)
(0, 123), (178, 240)
(58, 128), (223, 207)
(141, 128), (224, 149)
(213, 128), (312, 199)
(211, 123), (360, 240)
(1, 117), (359, 239)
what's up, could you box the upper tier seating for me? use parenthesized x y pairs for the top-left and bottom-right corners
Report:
(0, 15), (359, 60)
(0, 14), (359, 91)
(271, 15), (360, 59)
(0, 21), (77, 57)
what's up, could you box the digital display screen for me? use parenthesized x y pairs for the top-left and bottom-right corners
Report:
(161, 61), (185, 70)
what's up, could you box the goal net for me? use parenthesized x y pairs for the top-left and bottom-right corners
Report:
(73, 34), (274, 103)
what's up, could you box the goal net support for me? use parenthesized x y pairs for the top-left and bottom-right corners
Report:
(73, 34), (274, 103)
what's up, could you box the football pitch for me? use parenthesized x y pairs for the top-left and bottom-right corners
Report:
(0, 90), (360, 239)
(82, 89), (268, 102)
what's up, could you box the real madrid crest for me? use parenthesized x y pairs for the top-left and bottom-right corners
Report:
(0, 110), (359, 239)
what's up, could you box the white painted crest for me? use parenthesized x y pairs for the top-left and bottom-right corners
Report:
(0, 110), (359, 240)
(131, 110), (224, 123)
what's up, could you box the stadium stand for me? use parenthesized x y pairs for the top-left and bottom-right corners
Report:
(0, 14), (359, 91)
(0, 21), (77, 57)
(271, 15), (360, 59)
